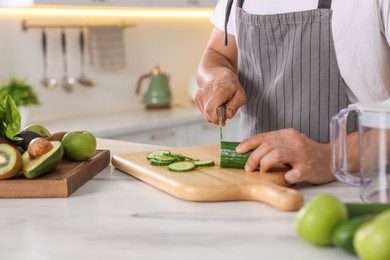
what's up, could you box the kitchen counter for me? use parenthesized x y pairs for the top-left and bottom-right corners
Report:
(0, 138), (360, 260)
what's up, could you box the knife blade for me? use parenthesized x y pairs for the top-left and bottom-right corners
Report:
(217, 105), (226, 141)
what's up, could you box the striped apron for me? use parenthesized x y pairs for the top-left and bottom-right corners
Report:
(225, 0), (354, 143)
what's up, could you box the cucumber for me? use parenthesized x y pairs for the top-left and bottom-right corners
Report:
(153, 154), (177, 163)
(146, 150), (213, 172)
(220, 141), (252, 169)
(169, 153), (186, 161)
(149, 159), (173, 166)
(345, 203), (390, 218)
(146, 150), (171, 160)
(168, 162), (196, 172)
(332, 214), (374, 255)
(194, 160), (215, 167)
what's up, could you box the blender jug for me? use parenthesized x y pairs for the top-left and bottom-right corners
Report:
(331, 99), (390, 203)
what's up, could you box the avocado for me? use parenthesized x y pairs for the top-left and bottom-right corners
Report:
(15, 130), (43, 151)
(22, 141), (63, 179)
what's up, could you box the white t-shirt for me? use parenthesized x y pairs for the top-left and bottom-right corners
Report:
(210, 0), (390, 103)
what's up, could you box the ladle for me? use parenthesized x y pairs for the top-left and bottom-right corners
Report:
(60, 29), (75, 93)
(40, 28), (56, 89)
(77, 28), (96, 87)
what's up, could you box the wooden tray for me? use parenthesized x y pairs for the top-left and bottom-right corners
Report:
(0, 150), (110, 198)
(112, 144), (304, 211)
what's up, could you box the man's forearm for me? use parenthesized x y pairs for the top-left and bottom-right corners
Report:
(196, 48), (238, 88)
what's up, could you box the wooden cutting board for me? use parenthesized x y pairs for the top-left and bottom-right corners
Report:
(112, 144), (304, 211)
(0, 150), (110, 198)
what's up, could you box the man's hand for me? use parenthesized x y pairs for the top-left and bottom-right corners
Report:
(195, 28), (245, 125)
(194, 70), (246, 124)
(236, 128), (335, 185)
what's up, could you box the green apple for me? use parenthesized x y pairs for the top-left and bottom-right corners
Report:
(24, 124), (51, 137)
(354, 210), (390, 260)
(62, 131), (96, 161)
(294, 194), (348, 246)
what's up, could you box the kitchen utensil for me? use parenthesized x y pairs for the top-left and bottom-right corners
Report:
(331, 99), (390, 203)
(112, 144), (304, 211)
(60, 29), (75, 93)
(0, 150), (110, 198)
(135, 66), (172, 109)
(217, 105), (226, 140)
(40, 28), (56, 89)
(77, 28), (96, 87)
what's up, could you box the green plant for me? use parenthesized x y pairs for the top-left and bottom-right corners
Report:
(0, 78), (40, 107)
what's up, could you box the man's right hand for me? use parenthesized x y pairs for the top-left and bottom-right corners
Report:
(194, 69), (246, 124)
(194, 27), (245, 125)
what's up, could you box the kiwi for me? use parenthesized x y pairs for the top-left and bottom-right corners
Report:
(0, 135), (20, 150)
(14, 130), (44, 151)
(0, 143), (23, 180)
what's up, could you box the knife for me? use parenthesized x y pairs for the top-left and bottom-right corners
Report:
(217, 105), (226, 141)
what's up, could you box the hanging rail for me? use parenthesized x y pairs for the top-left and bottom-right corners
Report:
(21, 19), (135, 31)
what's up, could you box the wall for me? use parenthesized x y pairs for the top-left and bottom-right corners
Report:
(0, 11), (213, 122)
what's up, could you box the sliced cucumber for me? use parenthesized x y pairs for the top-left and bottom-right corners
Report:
(146, 150), (212, 172)
(183, 156), (199, 161)
(149, 159), (173, 166)
(146, 150), (171, 160)
(168, 162), (196, 172)
(170, 153), (186, 161)
(153, 154), (177, 163)
(220, 141), (252, 169)
(194, 160), (215, 167)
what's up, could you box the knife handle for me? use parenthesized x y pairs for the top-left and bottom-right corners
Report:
(241, 182), (304, 211)
(217, 105), (226, 121)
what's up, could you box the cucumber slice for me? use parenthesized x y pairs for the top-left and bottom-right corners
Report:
(194, 160), (215, 167)
(170, 153), (186, 161)
(146, 150), (171, 160)
(183, 156), (199, 161)
(168, 162), (196, 172)
(153, 154), (177, 163)
(149, 159), (173, 166)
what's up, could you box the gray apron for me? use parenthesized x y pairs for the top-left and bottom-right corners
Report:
(224, 0), (355, 143)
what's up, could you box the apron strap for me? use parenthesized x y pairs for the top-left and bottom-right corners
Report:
(224, 0), (234, 46)
(318, 0), (332, 9)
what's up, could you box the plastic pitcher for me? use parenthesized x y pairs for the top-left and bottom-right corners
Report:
(331, 99), (390, 203)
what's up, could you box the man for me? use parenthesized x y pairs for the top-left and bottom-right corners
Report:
(194, 0), (390, 184)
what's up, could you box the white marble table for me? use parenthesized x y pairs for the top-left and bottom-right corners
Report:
(0, 139), (360, 260)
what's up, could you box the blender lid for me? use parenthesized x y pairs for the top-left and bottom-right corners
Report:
(349, 98), (390, 112)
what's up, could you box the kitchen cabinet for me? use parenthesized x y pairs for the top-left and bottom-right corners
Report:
(0, 0), (217, 7)
(115, 124), (188, 147)
(111, 115), (240, 147)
